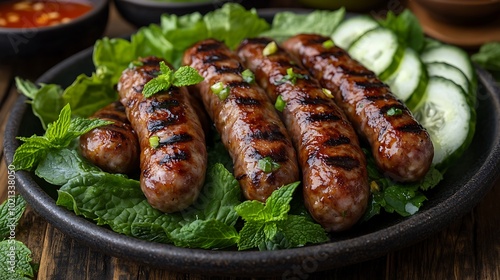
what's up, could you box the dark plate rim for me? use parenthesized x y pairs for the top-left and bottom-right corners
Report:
(4, 14), (500, 277)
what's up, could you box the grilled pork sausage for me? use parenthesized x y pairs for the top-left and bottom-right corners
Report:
(183, 39), (300, 202)
(117, 56), (207, 213)
(282, 34), (434, 182)
(79, 101), (140, 174)
(238, 37), (369, 232)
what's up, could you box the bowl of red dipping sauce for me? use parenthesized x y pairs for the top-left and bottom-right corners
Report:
(0, 0), (109, 59)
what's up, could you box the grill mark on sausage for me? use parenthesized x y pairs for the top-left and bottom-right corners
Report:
(338, 65), (376, 78)
(147, 99), (180, 113)
(323, 156), (359, 171)
(354, 81), (388, 89)
(248, 127), (287, 142)
(203, 54), (229, 63)
(159, 150), (189, 164)
(324, 136), (351, 146)
(363, 95), (390, 102)
(275, 59), (295, 68)
(305, 37), (327, 45)
(227, 81), (251, 89)
(235, 96), (261, 106)
(307, 112), (341, 122)
(196, 42), (221, 52)
(299, 97), (331, 106)
(214, 65), (244, 74)
(159, 133), (193, 146)
(397, 123), (425, 133)
(147, 117), (178, 132)
(143, 69), (160, 78)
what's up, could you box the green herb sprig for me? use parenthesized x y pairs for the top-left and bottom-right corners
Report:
(143, 62), (203, 98)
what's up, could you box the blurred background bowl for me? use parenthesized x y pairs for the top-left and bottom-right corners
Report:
(0, 0), (109, 60)
(414, 0), (500, 25)
(297, 0), (388, 12)
(114, 0), (268, 28)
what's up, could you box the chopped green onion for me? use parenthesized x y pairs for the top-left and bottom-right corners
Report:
(275, 95), (286, 112)
(211, 82), (230, 100)
(387, 107), (403, 116)
(322, 39), (335, 49)
(258, 156), (281, 173)
(263, 41), (278, 56)
(322, 88), (333, 98)
(274, 68), (308, 85)
(242, 69), (255, 84)
(149, 136), (160, 149)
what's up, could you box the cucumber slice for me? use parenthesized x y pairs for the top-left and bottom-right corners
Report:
(384, 48), (427, 109)
(331, 15), (379, 49)
(413, 77), (475, 168)
(348, 27), (404, 80)
(421, 44), (477, 106)
(426, 62), (470, 99)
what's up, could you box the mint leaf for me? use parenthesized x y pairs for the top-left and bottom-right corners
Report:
(0, 240), (34, 280)
(143, 78), (172, 98)
(12, 104), (111, 171)
(36, 149), (101, 185)
(0, 196), (26, 239)
(235, 182), (327, 251)
(172, 66), (203, 87)
(14, 77), (38, 100)
(143, 62), (202, 97)
(237, 220), (266, 251)
(15, 79), (65, 129)
(11, 138), (52, 170)
(170, 219), (239, 249)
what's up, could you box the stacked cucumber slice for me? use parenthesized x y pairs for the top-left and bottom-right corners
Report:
(331, 16), (477, 170)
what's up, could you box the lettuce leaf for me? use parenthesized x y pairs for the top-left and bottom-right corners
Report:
(44, 146), (241, 249)
(260, 9), (345, 42)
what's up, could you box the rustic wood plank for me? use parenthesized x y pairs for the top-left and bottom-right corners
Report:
(386, 213), (476, 280)
(475, 181), (500, 280)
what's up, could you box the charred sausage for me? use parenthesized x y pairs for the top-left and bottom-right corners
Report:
(238, 37), (369, 232)
(183, 39), (300, 202)
(79, 101), (140, 174)
(117, 56), (207, 213)
(282, 34), (434, 182)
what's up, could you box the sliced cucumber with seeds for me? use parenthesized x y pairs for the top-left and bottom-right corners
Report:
(348, 27), (404, 80)
(413, 77), (475, 169)
(426, 62), (470, 101)
(331, 15), (379, 49)
(421, 44), (477, 105)
(383, 48), (427, 110)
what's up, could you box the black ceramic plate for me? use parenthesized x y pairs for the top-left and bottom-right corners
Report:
(4, 24), (500, 278)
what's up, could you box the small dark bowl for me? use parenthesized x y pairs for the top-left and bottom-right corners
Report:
(0, 0), (109, 59)
(114, 0), (268, 28)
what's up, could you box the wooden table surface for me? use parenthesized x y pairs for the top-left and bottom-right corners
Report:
(1, 1), (500, 279)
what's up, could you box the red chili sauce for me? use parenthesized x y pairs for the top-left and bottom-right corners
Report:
(0, 0), (92, 28)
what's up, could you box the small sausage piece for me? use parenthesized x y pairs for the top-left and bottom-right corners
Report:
(282, 34), (434, 182)
(238, 37), (369, 232)
(117, 56), (207, 213)
(79, 101), (140, 174)
(183, 39), (300, 202)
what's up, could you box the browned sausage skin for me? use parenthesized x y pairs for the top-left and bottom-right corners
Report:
(79, 101), (140, 174)
(183, 39), (300, 202)
(282, 34), (434, 183)
(117, 56), (207, 213)
(237, 37), (369, 232)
